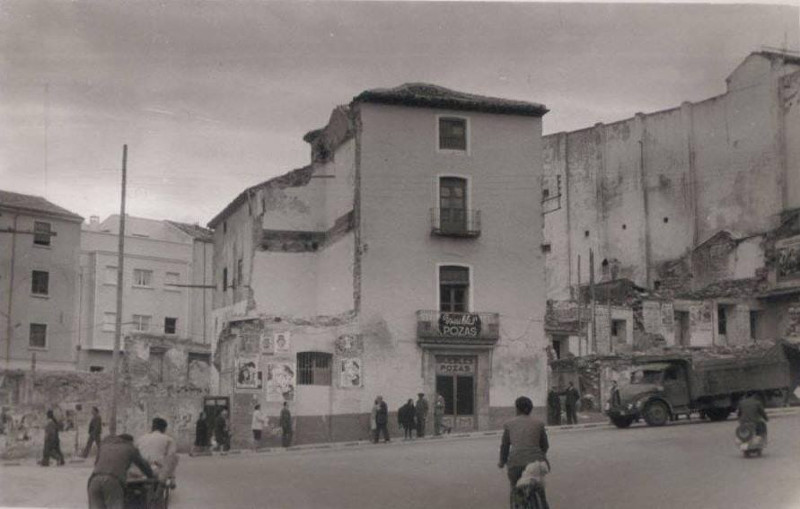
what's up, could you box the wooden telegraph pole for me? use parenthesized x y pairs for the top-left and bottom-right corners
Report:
(109, 145), (127, 436)
(589, 249), (596, 354)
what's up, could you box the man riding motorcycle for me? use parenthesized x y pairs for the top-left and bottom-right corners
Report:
(737, 392), (769, 437)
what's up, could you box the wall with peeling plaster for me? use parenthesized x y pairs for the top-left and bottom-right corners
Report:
(785, 70), (800, 209)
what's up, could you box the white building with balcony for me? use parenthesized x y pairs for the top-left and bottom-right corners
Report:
(209, 84), (548, 446)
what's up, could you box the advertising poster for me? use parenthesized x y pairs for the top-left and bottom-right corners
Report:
(661, 302), (675, 331)
(266, 362), (296, 401)
(274, 332), (291, 354)
(235, 355), (260, 390)
(260, 331), (274, 355)
(776, 235), (800, 282)
(339, 358), (363, 388)
(642, 301), (662, 333)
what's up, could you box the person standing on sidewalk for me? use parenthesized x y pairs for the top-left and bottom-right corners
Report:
(434, 394), (445, 436)
(82, 407), (103, 458)
(415, 393), (429, 438)
(563, 382), (580, 425)
(214, 409), (231, 452)
(194, 411), (210, 452)
(280, 402), (293, 448)
(251, 404), (266, 448)
(547, 388), (561, 426)
(373, 396), (390, 443)
(88, 433), (155, 509)
(398, 399), (416, 440)
(40, 409), (65, 466)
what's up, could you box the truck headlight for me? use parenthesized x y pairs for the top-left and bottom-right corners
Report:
(627, 403), (635, 410)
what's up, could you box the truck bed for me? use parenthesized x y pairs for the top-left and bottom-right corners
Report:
(691, 345), (790, 398)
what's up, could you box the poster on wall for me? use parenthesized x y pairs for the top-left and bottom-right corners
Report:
(661, 302), (675, 331)
(339, 358), (363, 388)
(266, 362), (296, 401)
(776, 235), (800, 282)
(235, 355), (261, 390)
(274, 332), (291, 354)
(689, 302), (713, 332)
(786, 307), (800, 338)
(260, 331), (274, 355)
(642, 301), (662, 333)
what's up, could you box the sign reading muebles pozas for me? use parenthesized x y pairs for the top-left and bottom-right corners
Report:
(438, 312), (482, 337)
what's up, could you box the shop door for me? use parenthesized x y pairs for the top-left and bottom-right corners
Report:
(435, 355), (476, 431)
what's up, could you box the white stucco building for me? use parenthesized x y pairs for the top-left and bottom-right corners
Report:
(209, 84), (549, 446)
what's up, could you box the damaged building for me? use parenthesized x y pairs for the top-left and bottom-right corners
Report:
(544, 50), (800, 356)
(209, 83), (550, 447)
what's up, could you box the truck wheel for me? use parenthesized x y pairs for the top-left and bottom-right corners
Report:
(705, 408), (730, 422)
(643, 401), (669, 427)
(610, 416), (634, 428)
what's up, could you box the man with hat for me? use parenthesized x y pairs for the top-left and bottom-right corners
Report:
(415, 393), (429, 438)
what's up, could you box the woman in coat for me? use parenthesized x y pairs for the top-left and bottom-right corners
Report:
(194, 411), (210, 451)
(398, 399), (416, 440)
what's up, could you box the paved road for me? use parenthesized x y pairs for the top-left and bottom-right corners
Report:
(2, 414), (799, 508)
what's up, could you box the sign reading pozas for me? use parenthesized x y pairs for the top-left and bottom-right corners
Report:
(438, 312), (482, 338)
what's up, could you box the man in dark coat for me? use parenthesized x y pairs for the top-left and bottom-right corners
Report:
(280, 402), (293, 448)
(547, 388), (561, 425)
(194, 411), (209, 451)
(563, 382), (580, 425)
(88, 433), (155, 509)
(398, 399), (416, 440)
(82, 407), (103, 458)
(40, 410), (65, 466)
(373, 396), (389, 443)
(214, 409), (230, 452)
(415, 393), (429, 438)
(738, 392), (769, 436)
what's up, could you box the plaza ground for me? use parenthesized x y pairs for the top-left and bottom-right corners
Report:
(2, 411), (799, 509)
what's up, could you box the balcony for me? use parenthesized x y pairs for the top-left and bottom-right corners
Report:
(416, 310), (500, 345)
(430, 208), (481, 238)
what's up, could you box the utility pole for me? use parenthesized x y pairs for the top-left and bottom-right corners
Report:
(5, 214), (18, 368)
(590, 249), (596, 354)
(577, 255), (582, 357)
(109, 145), (127, 436)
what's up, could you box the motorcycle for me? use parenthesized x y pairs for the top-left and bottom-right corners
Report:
(735, 421), (767, 457)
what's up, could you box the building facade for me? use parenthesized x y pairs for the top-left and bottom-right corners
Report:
(0, 190), (83, 371)
(210, 84), (549, 446)
(543, 51), (800, 352)
(78, 215), (214, 372)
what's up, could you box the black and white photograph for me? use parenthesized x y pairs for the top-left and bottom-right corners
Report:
(1, 0), (800, 508)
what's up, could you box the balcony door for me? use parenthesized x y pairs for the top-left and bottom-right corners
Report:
(440, 177), (467, 233)
(440, 265), (469, 313)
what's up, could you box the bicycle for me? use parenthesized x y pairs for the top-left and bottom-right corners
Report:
(124, 477), (170, 509)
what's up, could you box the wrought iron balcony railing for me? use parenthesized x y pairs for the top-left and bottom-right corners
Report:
(430, 208), (481, 238)
(416, 310), (500, 343)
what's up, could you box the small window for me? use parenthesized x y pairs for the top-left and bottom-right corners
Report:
(164, 317), (177, 335)
(750, 311), (758, 340)
(237, 259), (243, 287)
(29, 323), (47, 348)
(165, 272), (180, 290)
(542, 188), (550, 200)
(105, 266), (118, 285)
(133, 269), (153, 287)
(541, 243), (552, 254)
(132, 314), (151, 332)
(653, 280), (662, 291)
(31, 270), (49, 296)
(717, 306), (727, 336)
(439, 117), (467, 151)
(584, 230), (590, 238)
(222, 268), (228, 292)
(34, 221), (52, 246)
(103, 312), (116, 332)
(440, 265), (469, 312)
(622, 224), (627, 230)
(297, 352), (332, 386)
(663, 217), (669, 224)
(89, 366), (104, 373)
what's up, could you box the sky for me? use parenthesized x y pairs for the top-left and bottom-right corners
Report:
(1, 1), (798, 226)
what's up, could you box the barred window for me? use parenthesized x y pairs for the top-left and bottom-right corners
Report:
(34, 221), (52, 246)
(439, 117), (467, 151)
(297, 352), (332, 386)
(31, 270), (49, 296)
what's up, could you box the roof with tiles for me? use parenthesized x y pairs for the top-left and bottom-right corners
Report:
(0, 189), (83, 221)
(353, 83), (548, 117)
(166, 220), (214, 242)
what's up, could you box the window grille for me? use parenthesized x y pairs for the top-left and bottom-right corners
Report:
(297, 352), (332, 386)
(31, 271), (49, 295)
(34, 221), (51, 246)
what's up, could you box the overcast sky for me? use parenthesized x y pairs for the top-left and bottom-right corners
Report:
(1, 1), (798, 226)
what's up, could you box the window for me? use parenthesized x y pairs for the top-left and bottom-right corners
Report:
(237, 259), (243, 287)
(440, 265), (469, 312)
(438, 117), (467, 151)
(31, 270), (49, 296)
(750, 311), (758, 340)
(29, 323), (47, 349)
(103, 312), (116, 332)
(33, 221), (51, 246)
(542, 188), (550, 201)
(89, 366), (104, 373)
(105, 266), (118, 285)
(222, 268), (228, 292)
(164, 317), (177, 335)
(133, 269), (153, 287)
(165, 272), (180, 290)
(541, 243), (552, 254)
(439, 177), (467, 233)
(297, 352), (332, 386)
(717, 306), (727, 336)
(132, 314), (151, 332)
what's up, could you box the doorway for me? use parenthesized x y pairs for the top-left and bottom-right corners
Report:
(435, 355), (476, 431)
(675, 311), (690, 346)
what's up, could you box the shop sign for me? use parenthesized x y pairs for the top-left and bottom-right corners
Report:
(436, 356), (475, 374)
(438, 313), (482, 338)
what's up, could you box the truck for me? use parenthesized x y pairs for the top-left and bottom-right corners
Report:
(607, 344), (791, 428)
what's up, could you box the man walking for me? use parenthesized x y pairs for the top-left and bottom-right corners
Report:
(82, 407), (103, 458)
(434, 393), (445, 436)
(564, 382), (580, 425)
(415, 393), (429, 438)
(398, 399), (416, 440)
(251, 404), (266, 449)
(214, 409), (230, 452)
(40, 409), (64, 466)
(280, 402), (293, 448)
(373, 396), (389, 443)
(88, 433), (155, 509)
(547, 388), (561, 426)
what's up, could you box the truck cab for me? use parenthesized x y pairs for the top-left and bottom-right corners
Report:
(607, 361), (690, 428)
